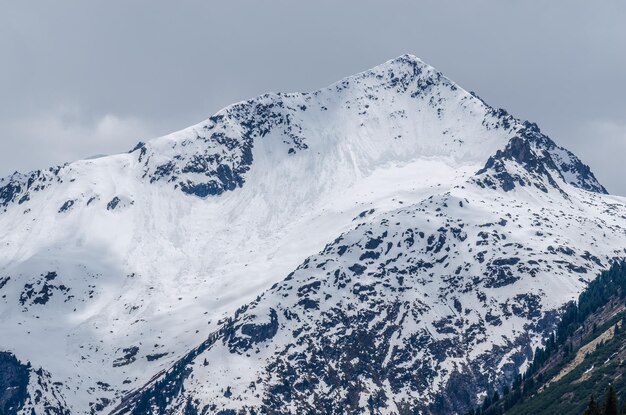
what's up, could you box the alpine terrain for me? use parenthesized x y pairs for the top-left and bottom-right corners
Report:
(0, 55), (625, 415)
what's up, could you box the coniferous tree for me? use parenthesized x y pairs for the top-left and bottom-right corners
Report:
(603, 385), (618, 415)
(584, 396), (601, 415)
(482, 394), (492, 411)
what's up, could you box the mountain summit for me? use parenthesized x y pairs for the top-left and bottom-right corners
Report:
(0, 56), (623, 415)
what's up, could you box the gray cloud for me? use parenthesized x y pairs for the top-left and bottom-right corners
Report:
(1, 1), (625, 194)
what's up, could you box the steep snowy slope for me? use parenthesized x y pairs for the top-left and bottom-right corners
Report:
(0, 55), (622, 414)
(111, 127), (626, 415)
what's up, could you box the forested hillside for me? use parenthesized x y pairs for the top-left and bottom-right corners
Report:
(469, 261), (626, 415)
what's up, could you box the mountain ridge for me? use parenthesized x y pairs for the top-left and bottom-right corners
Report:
(0, 54), (605, 211)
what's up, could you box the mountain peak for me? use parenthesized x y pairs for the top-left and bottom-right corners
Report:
(346, 53), (445, 91)
(385, 53), (428, 68)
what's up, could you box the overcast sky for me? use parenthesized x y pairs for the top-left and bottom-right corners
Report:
(1, 1), (625, 194)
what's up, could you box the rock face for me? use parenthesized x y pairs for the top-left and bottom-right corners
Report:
(476, 121), (606, 195)
(0, 55), (625, 414)
(0, 352), (29, 414)
(0, 352), (69, 415)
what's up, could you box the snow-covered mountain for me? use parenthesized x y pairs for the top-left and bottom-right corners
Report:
(0, 55), (624, 415)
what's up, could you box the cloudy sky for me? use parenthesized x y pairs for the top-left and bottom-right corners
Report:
(1, 1), (625, 194)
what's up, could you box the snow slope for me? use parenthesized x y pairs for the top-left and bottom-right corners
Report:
(0, 55), (622, 414)
(112, 127), (626, 415)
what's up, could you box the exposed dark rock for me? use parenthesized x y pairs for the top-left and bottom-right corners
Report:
(113, 347), (140, 367)
(0, 352), (29, 415)
(19, 272), (70, 307)
(58, 199), (75, 213)
(107, 197), (121, 210)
